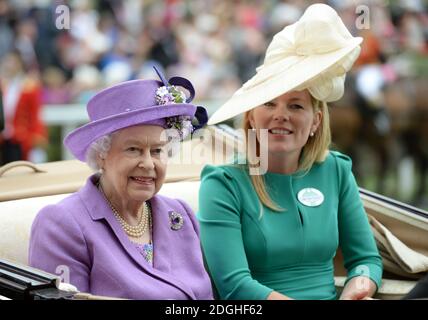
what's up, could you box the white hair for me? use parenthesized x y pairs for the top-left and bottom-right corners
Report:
(84, 129), (182, 171)
(86, 134), (113, 171)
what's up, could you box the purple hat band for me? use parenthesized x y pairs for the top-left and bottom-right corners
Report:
(64, 78), (205, 162)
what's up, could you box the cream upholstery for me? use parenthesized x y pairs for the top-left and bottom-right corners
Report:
(0, 193), (69, 265)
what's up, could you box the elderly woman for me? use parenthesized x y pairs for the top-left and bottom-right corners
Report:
(29, 69), (213, 300)
(198, 4), (383, 300)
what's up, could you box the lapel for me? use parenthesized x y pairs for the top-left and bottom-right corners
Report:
(150, 196), (196, 295)
(79, 175), (196, 299)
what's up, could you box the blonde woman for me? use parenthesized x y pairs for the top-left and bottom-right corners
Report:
(198, 4), (382, 300)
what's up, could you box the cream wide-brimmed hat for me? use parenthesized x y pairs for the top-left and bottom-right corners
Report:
(208, 3), (362, 125)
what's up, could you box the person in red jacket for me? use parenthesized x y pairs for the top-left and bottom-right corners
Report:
(0, 50), (47, 165)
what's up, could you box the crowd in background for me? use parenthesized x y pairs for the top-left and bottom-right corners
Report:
(1, 0), (426, 105)
(0, 0), (427, 206)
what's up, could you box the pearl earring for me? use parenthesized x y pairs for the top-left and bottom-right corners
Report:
(310, 132), (314, 137)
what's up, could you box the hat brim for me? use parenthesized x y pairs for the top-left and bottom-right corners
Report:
(64, 103), (196, 161)
(208, 38), (362, 125)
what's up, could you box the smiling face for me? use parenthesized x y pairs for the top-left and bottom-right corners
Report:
(100, 125), (168, 205)
(248, 90), (322, 164)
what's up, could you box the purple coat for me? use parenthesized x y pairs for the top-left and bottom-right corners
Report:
(29, 175), (213, 300)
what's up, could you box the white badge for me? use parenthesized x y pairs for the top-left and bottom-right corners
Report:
(297, 188), (324, 207)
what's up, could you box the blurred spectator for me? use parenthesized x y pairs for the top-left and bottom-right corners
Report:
(397, 2), (426, 53)
(0, 0), (14, 60)
(0, 0), (425, 210)
(0, 0), (423, 105)
(15, 17), (39, 70)
(0, 50), (47, 164)
(0, 0), (425, 157)
(41, 66), (71, 104)
(71, 64), (102, 104)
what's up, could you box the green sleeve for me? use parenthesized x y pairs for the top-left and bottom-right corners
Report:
(335, 153), (383, 290)
(197, 165), (274, 300)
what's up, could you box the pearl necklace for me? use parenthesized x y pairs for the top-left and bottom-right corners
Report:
(98, 182), (151, 238)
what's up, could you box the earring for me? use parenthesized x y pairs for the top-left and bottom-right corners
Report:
(99, 155), (105, 173)
(310, 132), (314, 137)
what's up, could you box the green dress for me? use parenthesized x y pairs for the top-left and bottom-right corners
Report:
(197, 151), (382, 300)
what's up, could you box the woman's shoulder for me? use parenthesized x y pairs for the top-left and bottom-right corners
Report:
(200, 163), (248, 181)
(35, 192), (85, 225)
(31, 193), (87, 241)
(328, 150), (352, 161)
(325, 150), (353, 171)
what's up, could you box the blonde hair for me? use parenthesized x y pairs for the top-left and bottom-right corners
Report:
(243, 95), (331, 212)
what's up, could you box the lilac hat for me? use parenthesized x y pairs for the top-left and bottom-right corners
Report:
(64, 67), (208, 161)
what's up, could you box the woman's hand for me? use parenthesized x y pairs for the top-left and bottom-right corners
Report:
(339, 276), (377, 300)
(267, 291), (293, 300)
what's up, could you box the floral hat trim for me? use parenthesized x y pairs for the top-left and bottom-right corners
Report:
(153, 66), (206, 139)
(155, 85), (187, 105)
